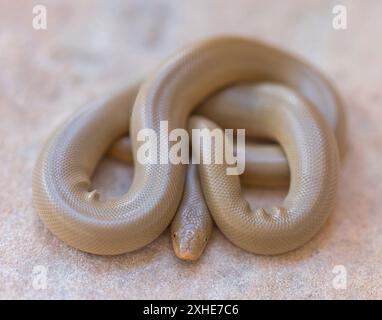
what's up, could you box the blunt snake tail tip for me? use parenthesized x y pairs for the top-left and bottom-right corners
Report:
(32, 36), (344, 260)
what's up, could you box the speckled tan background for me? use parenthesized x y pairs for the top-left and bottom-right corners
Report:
(0, 0), (381, 299)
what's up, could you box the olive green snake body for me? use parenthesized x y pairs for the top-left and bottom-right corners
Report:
(32, 37), (345, 260)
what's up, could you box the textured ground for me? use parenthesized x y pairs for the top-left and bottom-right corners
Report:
(0, 0), (381, 299)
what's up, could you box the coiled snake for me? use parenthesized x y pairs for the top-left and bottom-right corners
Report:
(32, 37), (345, 261)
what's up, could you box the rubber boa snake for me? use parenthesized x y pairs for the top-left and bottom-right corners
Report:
(32, 37), (345, 260)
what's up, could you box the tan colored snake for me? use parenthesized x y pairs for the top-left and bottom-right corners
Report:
(32, 37), (344, 260)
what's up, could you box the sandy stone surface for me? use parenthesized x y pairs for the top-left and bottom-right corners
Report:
(0, 0), (381, 299)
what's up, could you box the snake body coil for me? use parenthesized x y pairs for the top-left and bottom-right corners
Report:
(33, 37), (344, 258)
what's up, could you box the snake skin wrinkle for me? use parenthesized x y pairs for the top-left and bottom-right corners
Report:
(32, 37), (345, 260)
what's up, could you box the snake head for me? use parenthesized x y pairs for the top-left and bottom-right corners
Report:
(171, 225), (209, 261)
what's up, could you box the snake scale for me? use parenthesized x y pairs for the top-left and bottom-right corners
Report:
(32, 37), (345, 260)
